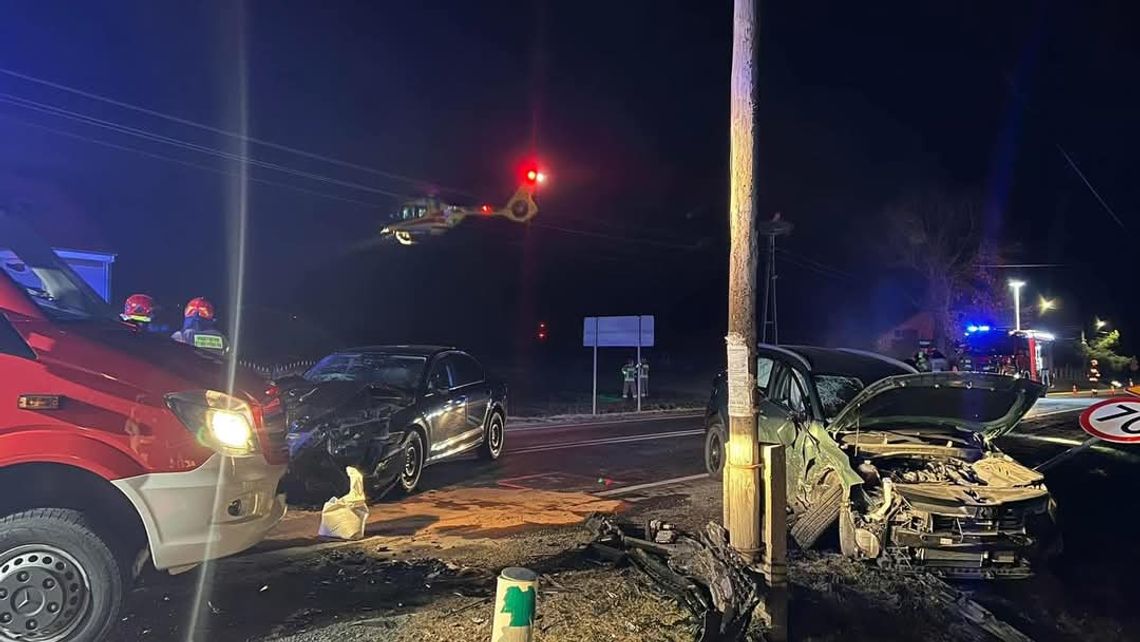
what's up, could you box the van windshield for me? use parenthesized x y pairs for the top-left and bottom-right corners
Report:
(0, 212), (117, 322)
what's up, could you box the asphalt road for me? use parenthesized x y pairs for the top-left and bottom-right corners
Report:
(417, 412), (708, 497)
(415, 395), (1106, 499)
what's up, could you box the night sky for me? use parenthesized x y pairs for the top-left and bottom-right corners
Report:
(0, 1), (1136, 367)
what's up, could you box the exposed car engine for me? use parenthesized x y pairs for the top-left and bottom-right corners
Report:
(839, 429), (1053, 579)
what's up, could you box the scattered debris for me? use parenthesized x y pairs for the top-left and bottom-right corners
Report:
(587, 514), (764, 642)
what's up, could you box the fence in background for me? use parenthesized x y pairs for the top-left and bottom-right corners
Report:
(237, 359), (316, 380)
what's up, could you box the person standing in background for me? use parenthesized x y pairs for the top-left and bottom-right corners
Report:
(638, 357), (649, 398)
(621, 358), (637, 400)
(172, 297), (228, 354)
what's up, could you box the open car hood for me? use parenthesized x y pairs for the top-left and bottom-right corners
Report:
(827, 373), (1045, 440)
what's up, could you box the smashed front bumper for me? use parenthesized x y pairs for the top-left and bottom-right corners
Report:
(284, 425), (406, 500)
(885, 488), (1052, 579)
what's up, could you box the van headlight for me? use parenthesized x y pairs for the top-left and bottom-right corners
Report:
(166, 390), (259, 457)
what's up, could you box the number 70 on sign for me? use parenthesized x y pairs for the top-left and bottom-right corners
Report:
(1079, 398), (1140, 443)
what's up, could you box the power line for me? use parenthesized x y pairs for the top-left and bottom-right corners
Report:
(0, 93), (412, 200)
(977, 263), (1068, 269)
(0, 111), (384, 208)
(531, 222), (701, 250)
(775, 247), (857, 281)
(1056, 144), (1128, 232)
(0, 65), (476, 197)
(777, 253), (854, 282)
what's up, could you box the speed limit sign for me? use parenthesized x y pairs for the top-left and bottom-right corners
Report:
(1079, 398), (1140, 444)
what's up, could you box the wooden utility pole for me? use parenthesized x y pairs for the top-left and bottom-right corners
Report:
(725, 5), (789, 639)
(723, 0), (761, 564)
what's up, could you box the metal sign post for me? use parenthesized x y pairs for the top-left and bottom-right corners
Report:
(583, 315), (655, 415)
(592, 317), (599, 415)
(637, 316), (642, 413)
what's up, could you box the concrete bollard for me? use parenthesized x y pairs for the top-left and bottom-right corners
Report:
(491, 567), (538, 642)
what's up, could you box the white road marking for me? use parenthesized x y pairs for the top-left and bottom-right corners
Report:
(509, 428), (704, 454)
(1005, 434), (1090, 447)
(1001, 433), (1140, 461)
(507, 412), (703, 433)
(595, 473), (709, 497)
(1026, 407), (1085, 419)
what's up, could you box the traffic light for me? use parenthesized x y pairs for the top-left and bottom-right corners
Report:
(537, 321), (548, 341)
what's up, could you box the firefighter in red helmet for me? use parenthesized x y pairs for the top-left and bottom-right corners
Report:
(121, 293), (155, 326)
(171, 297), (228, 354)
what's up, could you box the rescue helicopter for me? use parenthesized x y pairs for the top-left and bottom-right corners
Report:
(380, 168), (545, 246)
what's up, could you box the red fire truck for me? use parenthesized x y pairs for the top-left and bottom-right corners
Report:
(0, 211), (287, 640)
(958, 326), (1056, 386)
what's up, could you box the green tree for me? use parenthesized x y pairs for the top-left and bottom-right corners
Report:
(1079, 329), (1133, 371)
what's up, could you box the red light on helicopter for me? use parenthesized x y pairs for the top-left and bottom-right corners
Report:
(523, 168), (547, 185)
(480, 204), (492, 214)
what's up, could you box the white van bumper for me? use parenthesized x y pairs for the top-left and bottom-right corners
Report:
(112, 454), (286, 570)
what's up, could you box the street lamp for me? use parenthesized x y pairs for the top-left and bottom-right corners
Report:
(1008, 280), (1026, 331)
(1095, 317), (1108, 331)
(1038, 296), (1056, 314)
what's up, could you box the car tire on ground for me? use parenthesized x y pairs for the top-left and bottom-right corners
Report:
(478, 411), (505, 461)
(0, 508), (124, 642)
(397, 430), (426, 495)
(704, 416), (727, 479)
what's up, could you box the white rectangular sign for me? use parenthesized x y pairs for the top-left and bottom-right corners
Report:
(583, 315), (655, 348)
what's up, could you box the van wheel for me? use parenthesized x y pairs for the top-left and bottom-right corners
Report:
(705, 417), (727, 479)
(0, 508), (123, 642)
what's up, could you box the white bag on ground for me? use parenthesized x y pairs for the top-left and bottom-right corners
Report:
(318, 467), (369, 540)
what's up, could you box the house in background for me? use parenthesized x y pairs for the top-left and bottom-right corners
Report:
(874, 310), (935, 359)
(1, 173), (116, 302)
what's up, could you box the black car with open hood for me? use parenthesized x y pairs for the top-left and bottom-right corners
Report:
(703, 345), (1055, 579)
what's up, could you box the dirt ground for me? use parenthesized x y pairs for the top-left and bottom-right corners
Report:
(234, 480), (1008, 642)
(120, 442), (1140, 642)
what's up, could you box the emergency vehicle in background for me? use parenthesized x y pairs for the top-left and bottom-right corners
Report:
(0, 210), (286, 641)
(957, 325), (1056, 387)
(379, 167), (545, 246)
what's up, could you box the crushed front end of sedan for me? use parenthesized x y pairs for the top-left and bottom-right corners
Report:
(791, 373), (1056, 579)
(279, 380), (413, 501)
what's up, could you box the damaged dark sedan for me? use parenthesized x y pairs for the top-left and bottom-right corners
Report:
(279, 346), (507, 500)
(704, 345), (1056, 579)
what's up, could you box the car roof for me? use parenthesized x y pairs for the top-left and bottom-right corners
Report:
(759, 344), (915, 382)
(335, 345), (458, 358)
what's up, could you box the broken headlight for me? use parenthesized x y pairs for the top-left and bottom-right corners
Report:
(167, 390), (259, 457)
